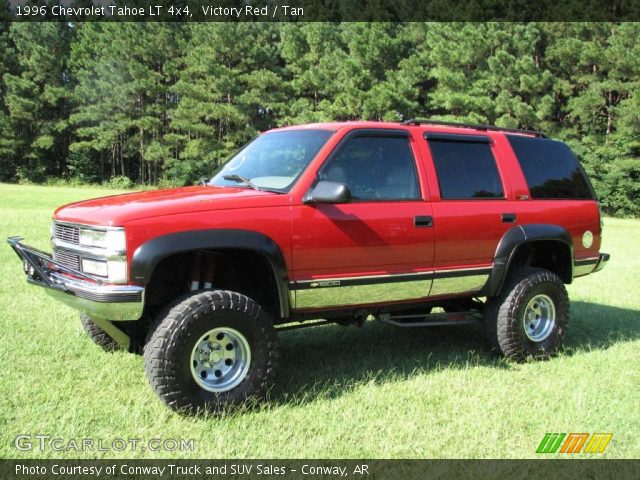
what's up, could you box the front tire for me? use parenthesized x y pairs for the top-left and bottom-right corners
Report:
(80, 314), (121, 352)
(144, 290), (278, 413)
(484, 267), (569, 361)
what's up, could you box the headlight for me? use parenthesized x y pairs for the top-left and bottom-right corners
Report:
(81, 258), (128, 283)
(106, 260), (128, 283)
(81, 258), (108, 277)
(79, 228), (126, 251)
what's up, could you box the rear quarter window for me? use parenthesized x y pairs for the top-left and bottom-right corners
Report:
(507, 135), (595, 199)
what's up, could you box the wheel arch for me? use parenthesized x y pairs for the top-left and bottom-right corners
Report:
(131, 229), (291, 319)
(485, 224), (574, 297)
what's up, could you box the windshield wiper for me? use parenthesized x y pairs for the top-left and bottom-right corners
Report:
(223, 175), (261, 191)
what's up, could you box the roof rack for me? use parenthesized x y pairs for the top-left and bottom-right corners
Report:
(400, 118), (547, 138)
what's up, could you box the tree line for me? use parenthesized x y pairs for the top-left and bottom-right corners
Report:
(0, 22), (638, 216)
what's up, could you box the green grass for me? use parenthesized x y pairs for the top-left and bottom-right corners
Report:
(1, 183), (638, 459)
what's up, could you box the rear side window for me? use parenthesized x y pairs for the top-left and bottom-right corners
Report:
(426, 136), (504, 199)
(507, 135), (594, 199)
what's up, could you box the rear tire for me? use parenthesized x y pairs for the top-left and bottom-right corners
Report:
(144, 290), (278, 414)
(484, 267), (569, 361)
(80, 314), (121, 352)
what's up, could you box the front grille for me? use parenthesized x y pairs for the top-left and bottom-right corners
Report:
(53, 223), (80, 245)
(52, 249), (81, 272)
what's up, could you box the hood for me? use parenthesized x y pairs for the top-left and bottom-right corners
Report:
(53, 186), (281, 226)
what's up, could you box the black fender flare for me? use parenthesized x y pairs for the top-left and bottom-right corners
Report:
(484, 224), (574, 297)
(131, 229), (290, 318)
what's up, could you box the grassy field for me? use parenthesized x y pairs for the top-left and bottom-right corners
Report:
(1, 183), (638, 459)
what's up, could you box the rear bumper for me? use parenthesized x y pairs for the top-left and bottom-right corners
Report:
(574, 252), (610, 277)
(7, 236), (144, 321)
(594, 252), (610, 273)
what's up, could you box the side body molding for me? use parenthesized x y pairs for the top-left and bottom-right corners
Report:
(485, 224), (574, 297)
(131, 229), (291, 318)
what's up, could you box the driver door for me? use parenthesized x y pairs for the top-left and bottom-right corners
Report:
(290, 130), (434, 310)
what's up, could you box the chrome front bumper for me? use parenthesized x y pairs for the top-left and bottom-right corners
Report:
(7, 237), (144, 321)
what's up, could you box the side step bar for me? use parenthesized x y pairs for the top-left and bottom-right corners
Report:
(379, 311), (482, 327)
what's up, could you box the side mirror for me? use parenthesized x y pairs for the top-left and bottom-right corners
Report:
(304, 181), (352, 204)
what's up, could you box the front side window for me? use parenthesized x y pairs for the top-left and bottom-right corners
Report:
(427, 137), (504, 199)
(319, 135), (419, 201)
(507, 135), (595, 199)
(210, 129), (334, 192)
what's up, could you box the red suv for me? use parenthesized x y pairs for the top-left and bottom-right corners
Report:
(9, 119), (609, 413)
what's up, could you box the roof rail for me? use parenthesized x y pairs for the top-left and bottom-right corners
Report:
(400, 118), (547, 138)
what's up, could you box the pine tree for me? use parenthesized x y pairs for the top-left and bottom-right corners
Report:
(167, 23), (284, 184)
(70, 23), (183, 184)
(0, 7), (17, 180)
(331, 23), (412, 121)
(545, 23), (640, 215)
(3, 22), (72, 181)
(279, 23), (346, 123)
(0, 21), (636, 215)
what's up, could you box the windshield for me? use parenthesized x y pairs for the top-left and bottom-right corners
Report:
(210, 129), (334, 192)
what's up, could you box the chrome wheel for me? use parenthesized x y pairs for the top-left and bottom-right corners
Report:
(190, 327), (251, 393)
(523, 294), (556, 342)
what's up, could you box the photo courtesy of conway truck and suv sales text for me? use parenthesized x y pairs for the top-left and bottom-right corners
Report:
(8, 119), (609, 413)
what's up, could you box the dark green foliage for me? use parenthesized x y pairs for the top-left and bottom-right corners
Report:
(2, 22), (72, 182)
(167, 23), (284, 185)
(0, 22), (637, 216)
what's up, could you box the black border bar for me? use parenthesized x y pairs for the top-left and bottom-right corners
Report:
(5, 0), (640, 22)
(2, 459), (639, 480)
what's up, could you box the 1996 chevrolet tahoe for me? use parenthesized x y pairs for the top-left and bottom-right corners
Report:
(9, 119), (609, 413)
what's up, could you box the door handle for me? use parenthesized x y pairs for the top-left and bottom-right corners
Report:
(501, 213), (517, 223)
(414, 215), (433, 227)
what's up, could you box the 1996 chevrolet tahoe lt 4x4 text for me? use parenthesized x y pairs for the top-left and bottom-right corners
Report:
(9, 119), (609, 413)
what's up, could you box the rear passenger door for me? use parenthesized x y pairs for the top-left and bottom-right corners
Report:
(422, 133), (517, 296)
